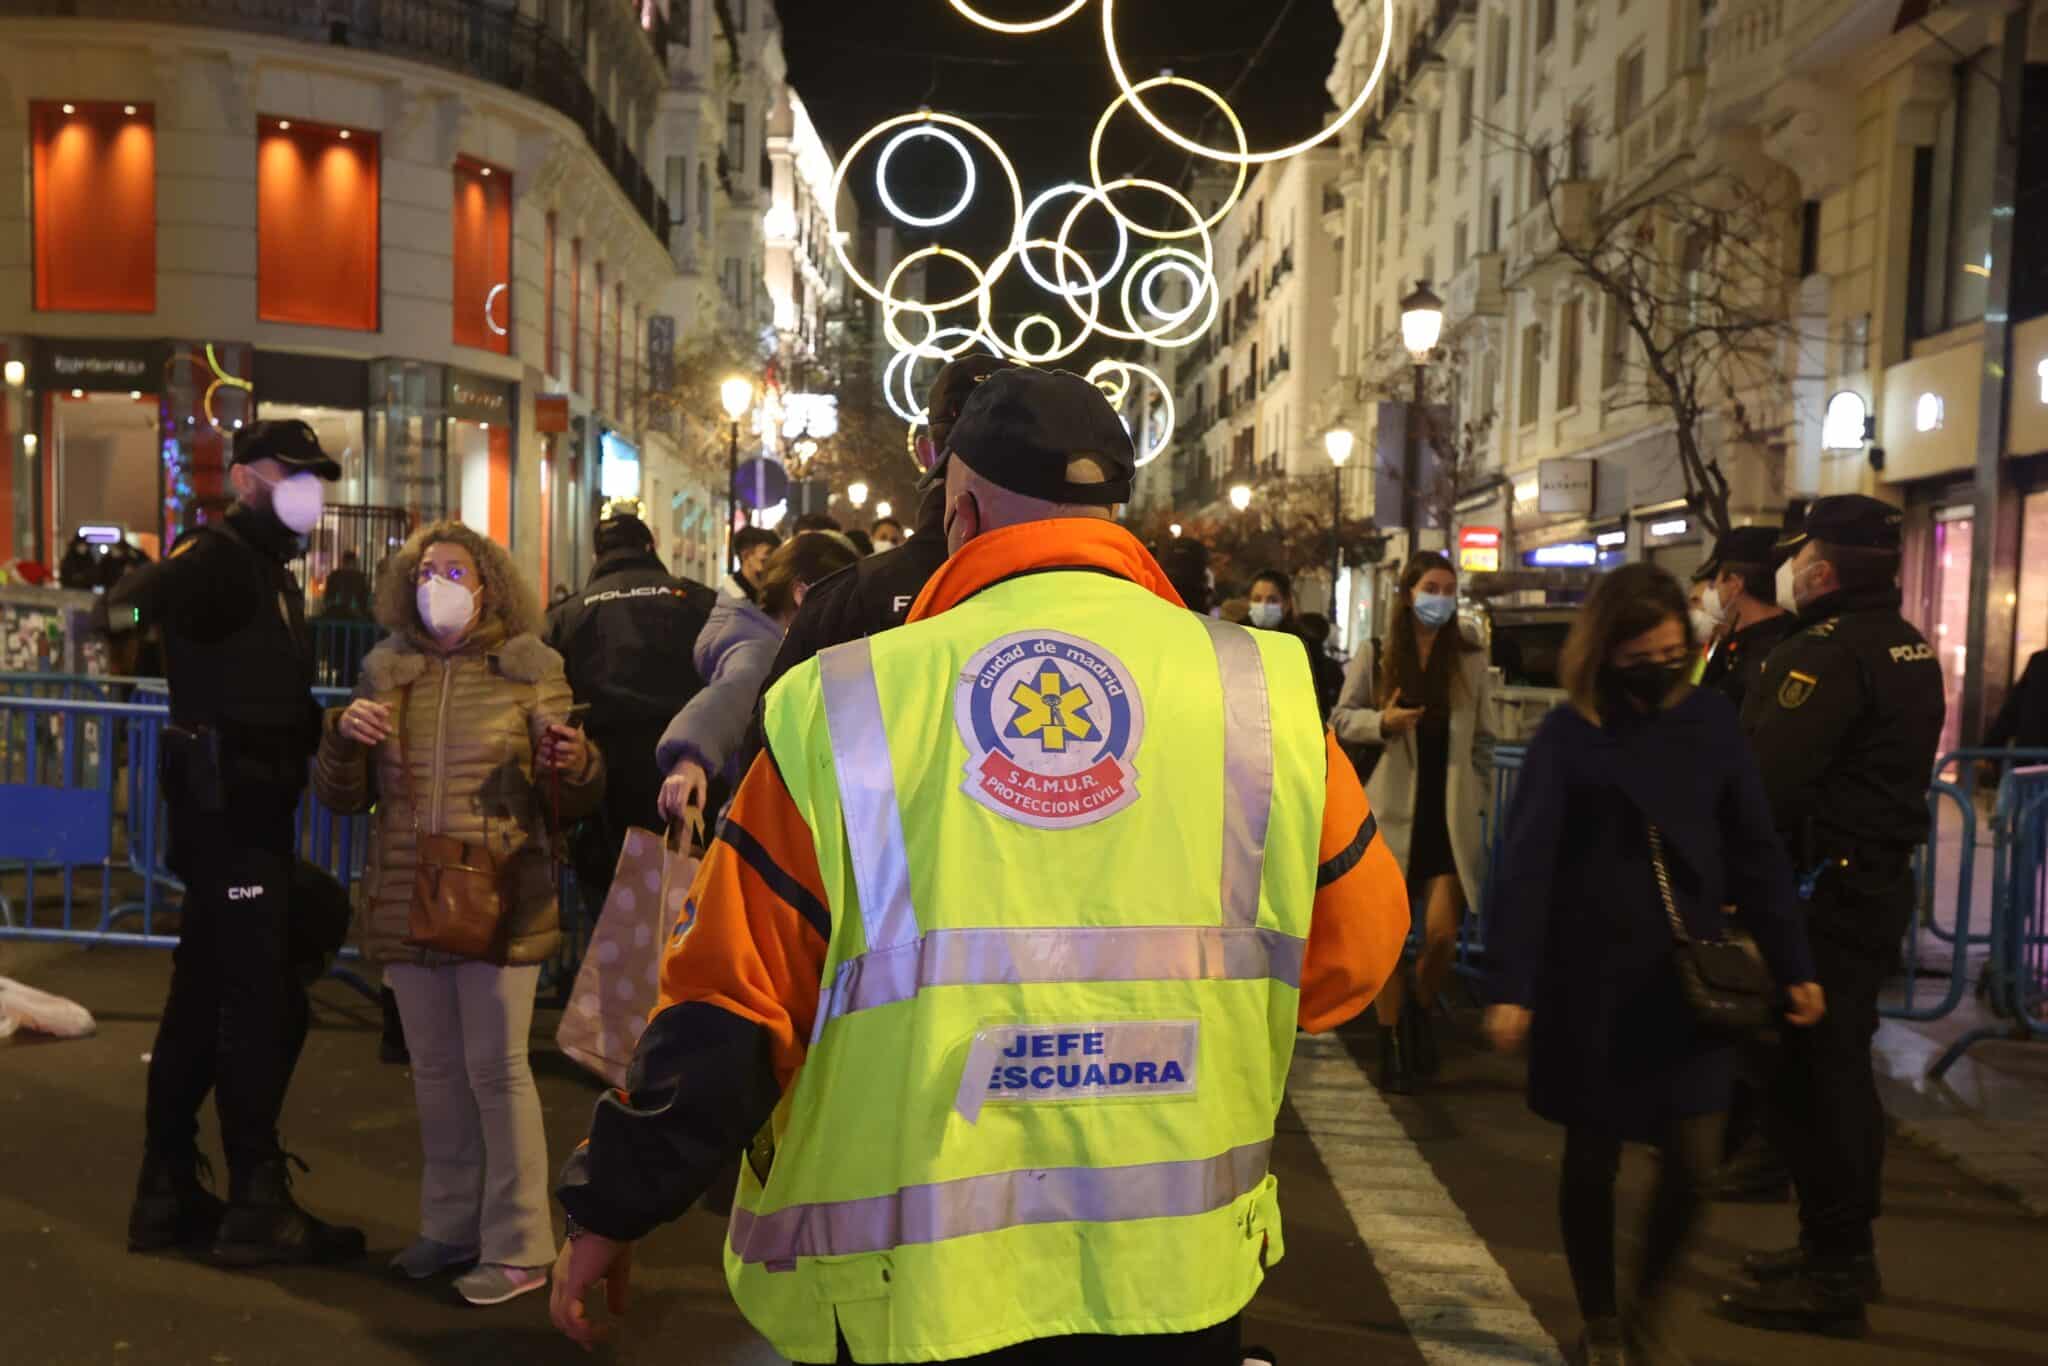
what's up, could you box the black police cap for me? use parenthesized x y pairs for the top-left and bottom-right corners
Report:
(231, 419), (341, 480)
(1700, 525), (1784, 579)
(595, 512), (655, 554)
(942, 367), (1137, 507)
(1776, 494), (1903, 554)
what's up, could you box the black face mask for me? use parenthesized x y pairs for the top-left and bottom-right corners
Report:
(1605, 660), (1687, 708)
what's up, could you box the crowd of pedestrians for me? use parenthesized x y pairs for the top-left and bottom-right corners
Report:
(100, 357), (1957, 1366)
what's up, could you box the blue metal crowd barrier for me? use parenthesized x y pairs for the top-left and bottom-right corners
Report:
(0, 676), (591, 1007)
(1453, 741), (1525, 984)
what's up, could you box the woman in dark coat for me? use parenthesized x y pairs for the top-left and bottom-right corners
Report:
(1483, 564), (1824, 1366)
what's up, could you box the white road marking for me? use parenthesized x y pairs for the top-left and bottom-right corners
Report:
(1289, 1033), (1566, 1364)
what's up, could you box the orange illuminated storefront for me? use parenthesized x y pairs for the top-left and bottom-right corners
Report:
(447, 370), (515, 547)
(453, 158), (512, 354)
(257, 118), (379, 331)
(30, 100), (156, 314)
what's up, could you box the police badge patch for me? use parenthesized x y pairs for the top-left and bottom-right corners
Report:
(1778, 669), (1819, 709)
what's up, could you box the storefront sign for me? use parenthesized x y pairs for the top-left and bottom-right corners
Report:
(1647, 517), (1690, 539)
(32, 338), (168, 393)
(1596, 529), (1628, 548)
(253, 351), (368, 411)
(446, 370), (514, 424)
(534, 395), (570, 434)
(1538, 458), (1596, 515)
(1524, 541), (1599, 568)
(1456, 526), (1502, 573)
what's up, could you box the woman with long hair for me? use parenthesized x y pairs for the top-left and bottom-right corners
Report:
(1481, 563), (1822, 1364)
(656, 531), (861, 819)
(315, 521), (606, 1306)
(1330, 551), (1494, 1092)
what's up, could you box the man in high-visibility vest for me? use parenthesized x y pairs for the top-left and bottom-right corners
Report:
(550, 367), (1413, 1365)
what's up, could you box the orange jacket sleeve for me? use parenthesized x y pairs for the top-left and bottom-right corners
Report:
(653, 751), (831, 1089)
(1297, 731), (1411, 1033)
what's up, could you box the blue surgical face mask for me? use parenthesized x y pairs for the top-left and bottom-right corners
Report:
(1413, 592), (1458, 628)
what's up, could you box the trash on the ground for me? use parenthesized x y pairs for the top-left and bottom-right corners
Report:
(0, 976), (96, 1039)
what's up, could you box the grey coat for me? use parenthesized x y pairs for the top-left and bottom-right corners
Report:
(654, 588), (782, 783)
(1331, 634), (1497, 902)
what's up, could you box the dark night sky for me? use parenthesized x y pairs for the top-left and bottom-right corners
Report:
(774, 0), (1343, 278)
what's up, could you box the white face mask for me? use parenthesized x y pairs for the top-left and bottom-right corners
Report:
(1700, 584), (1724, 623)
(872, 538), (899, 555)
(1247, 601), (1285, 629)
(416, 576), (478, 641)
(259, 470), (325, 535)
(1769, 561), (1802, 614)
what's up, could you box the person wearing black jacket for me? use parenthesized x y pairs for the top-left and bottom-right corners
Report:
(1696, 526), (1798, 715)
(1985, 648), (2048, 751)
(543, 513), (715, 903)
(734, 353), (1015, 774)
(105, 419), (364, 1268)
(1721, 496), (1946, 1340)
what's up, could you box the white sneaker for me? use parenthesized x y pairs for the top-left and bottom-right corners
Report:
(454, 1262), (549, 1306)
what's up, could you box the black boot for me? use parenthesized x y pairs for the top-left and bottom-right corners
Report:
(379, 986), (409, 1066)
(1717, 1262), (1872, 1338)
(1740, 1244), (1883, 1301)
(210, 1153), (367, 1268)
(128, 1149), (226, 1253)
(1377, 1017), (1414, 1095)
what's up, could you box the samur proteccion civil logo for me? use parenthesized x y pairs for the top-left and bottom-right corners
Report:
(954, 629), (1146, 829)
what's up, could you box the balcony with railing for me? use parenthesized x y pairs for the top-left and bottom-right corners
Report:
(6, 0), (674, 243)
(1614, 72), (1705, 200)
(1506, 180), (1599, 283)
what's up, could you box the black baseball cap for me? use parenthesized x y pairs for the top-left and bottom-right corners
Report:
(1699, 525), (1784, 579)
(231, 419), (341, 480)
(1776, 494), (1903, 554)
(940, 367), (1137, 507)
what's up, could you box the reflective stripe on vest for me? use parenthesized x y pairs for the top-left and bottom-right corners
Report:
(808, 625), (1290, 1045)
(1203, 617), (1273, 929)
(730, 1137), (1272, 1265)
(814, 924), (1306, 1028)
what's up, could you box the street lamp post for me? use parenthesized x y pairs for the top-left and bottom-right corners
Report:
(720, 376), (752, 571)
(1398, 280), (1445, 548)
(1228, 483), (1252, 513)
(848, 480), (869, 512)
(1323, 426), (1355, 617)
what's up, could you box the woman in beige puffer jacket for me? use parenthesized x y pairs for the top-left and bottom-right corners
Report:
(315, 521), (603, 1308)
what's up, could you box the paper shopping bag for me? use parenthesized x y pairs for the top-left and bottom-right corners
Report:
(556, 818), (702, 1088)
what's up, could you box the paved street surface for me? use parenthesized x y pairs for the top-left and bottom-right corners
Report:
(6, 944), (2047, 1366)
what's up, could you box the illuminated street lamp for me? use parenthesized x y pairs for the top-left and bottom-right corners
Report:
(721, 376), (753, 570)
(848, 481), (870, 510)
(875, 500), (893, 520)
(2, 359), (23, 388)
(1169, 522), (1182, 538)
(1229, 483), (1252, 513)
(1396, 280), (1445, 537)
(1324, 427), (1356, 616)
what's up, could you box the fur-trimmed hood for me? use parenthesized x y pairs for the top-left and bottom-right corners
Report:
(356, 630), (564, 698)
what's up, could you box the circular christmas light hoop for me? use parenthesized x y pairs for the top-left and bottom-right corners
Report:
(1140, 254), (1205, 323)
(979, 237), (1101, 364)
(946, 0), (1091, 34)
(1016, 182), (1128, 300)
(1100, 0), (1394, 165)
(880, 246), (998, 360)
(1089, 75), (1247, 239)
(829, 111), (1024, 313)
(875, 125), (978, 229)
(1054, 184), (1218, 347)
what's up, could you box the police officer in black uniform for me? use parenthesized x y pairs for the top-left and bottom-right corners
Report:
(543, 511), (715, 904)
(110, 420), (364, 1266)
(1696, 525), (1799, 714)
(1719, 495), (1945, 1338)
